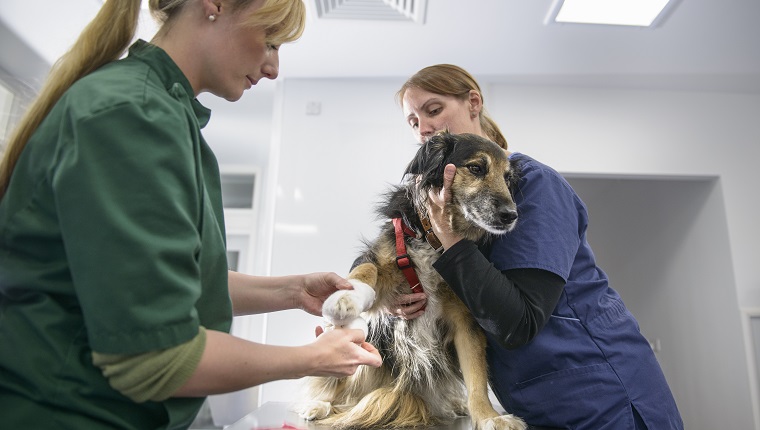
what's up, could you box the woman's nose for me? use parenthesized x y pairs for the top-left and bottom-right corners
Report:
(263, 51), (279, 80)
(418, 119), (436, 137)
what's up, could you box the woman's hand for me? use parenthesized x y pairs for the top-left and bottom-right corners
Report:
(309, 326), (382, 377)
(386, 292), (427, 320)
(298, 272), (353, 316)
(425, 163), (463, 250)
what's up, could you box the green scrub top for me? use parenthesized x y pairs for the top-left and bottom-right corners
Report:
(0, 40), (232, 429)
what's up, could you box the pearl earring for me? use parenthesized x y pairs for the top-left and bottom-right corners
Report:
(208, 14), (216, 21)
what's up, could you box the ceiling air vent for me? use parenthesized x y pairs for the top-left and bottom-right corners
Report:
(313, 0), (428, 24)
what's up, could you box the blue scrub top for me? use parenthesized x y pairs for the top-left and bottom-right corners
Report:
(486, 153), (683, 429)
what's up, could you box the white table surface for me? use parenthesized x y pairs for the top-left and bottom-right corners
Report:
(226, 401), (475, 430)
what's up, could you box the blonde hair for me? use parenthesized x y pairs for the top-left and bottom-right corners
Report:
(0, 0), (306, 200)
(396, 64), (507, 149)
(151, 0), (305, 46)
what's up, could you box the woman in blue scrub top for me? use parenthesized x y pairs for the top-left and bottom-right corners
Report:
(0, 1), (381, 429)
(394, 64), (684, 430)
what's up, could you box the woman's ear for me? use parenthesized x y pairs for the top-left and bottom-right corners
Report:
(202, 0), (222, 17)
(468, 90), (483, 118)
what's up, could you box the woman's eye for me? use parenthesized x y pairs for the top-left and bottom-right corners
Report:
(267, 44), (280, 51)
(409, 120), (419, 129)
(429, 107), (441, 116)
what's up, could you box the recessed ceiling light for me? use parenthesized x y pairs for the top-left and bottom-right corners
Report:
(546, 0), (678, 27)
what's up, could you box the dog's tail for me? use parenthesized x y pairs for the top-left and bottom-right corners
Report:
(328, 386), (434, 429)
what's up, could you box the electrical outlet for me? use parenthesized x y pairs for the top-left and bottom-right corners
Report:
(306, 101), (321, 115)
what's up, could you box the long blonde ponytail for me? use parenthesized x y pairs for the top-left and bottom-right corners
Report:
(0, 0), (141, 199)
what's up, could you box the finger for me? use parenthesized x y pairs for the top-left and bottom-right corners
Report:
(327, 272), (353, 290)
(315, 326), (324, 337)
(442, 164), (456, 200)
(442, 163), (456, 185)
(403, 309), (425, 320)
(346, 328), (368, 343)
(334, 280), (354, 291)
(406, 299), (427, 313)
(359, 342), (383, 367)
(395, 292), (425, 306)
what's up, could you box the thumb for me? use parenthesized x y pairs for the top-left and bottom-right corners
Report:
(442, 164), (456, 200)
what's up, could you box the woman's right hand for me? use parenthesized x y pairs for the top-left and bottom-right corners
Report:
(308, 326), (382, 377)
(425, 163), (463, 250)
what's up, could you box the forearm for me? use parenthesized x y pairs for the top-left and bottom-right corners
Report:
(93, 328), (317, 400)
(229, 271), (354, 318)
(173, 327), (381, 397)
(173, 329), (316, 396)
(228, 270), (301, 316)
(433, 240), (564, 349)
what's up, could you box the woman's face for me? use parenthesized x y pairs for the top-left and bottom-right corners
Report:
(203, 1), (279, 101)
(402, 86), (481, 144)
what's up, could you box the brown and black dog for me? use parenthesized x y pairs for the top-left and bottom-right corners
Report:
(296, 132), (526, 430)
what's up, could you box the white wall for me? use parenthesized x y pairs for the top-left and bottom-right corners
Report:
(258, 77), (760, 429)
(567, 175), (752, 429)
(487, 83), (760, 308)
(261, 78), (415, 402)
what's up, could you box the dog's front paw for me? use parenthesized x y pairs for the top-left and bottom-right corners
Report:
(477, 414), (527, 430)
(322, 280), (375, 325)
(294, 400), (333, 421)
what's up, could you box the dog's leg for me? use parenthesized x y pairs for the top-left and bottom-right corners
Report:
(348, 262), (379, 287)
(294, 375), (352, 421)
(298, 264), (381, 422)
(446, 294), (527, 430)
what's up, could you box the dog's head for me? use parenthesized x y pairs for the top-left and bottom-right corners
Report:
(404, 132), (518, 241)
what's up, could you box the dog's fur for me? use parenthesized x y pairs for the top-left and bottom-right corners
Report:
(295, 132), (526, 430)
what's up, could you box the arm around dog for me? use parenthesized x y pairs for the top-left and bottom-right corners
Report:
(433, 240), (564, 348)
(425, 163), (564, 348)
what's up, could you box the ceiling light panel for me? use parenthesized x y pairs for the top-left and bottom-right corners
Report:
(547, 0), (676, 27)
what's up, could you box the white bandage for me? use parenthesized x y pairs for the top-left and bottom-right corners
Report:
(347, 279), (376, 309)
(322, 280), (376, 327)
(342, 316), (369, 338)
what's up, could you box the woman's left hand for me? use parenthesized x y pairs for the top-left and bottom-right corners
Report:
(386, 292), (427, 320)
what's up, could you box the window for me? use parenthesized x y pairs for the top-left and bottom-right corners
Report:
(221, 173), (256, 209)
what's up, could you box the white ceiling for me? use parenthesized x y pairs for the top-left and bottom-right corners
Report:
(3, 0), (760, 91)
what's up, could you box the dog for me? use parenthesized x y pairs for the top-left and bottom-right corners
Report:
(295, 132), (527, 430)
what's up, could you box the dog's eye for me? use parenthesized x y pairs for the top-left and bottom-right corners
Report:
(467, 165), (484, 175)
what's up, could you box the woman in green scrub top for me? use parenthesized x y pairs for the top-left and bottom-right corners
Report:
(0, 1), (382, 429)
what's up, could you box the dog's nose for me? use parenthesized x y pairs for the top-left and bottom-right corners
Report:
(498, 208), (518, 225)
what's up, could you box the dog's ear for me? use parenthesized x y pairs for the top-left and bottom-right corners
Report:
(403, 131), (457, 209)
(404, 131), (456, 187)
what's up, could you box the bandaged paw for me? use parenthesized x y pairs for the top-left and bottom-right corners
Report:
(323, 316), (369, 339)
(322, 279), (375, 327)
